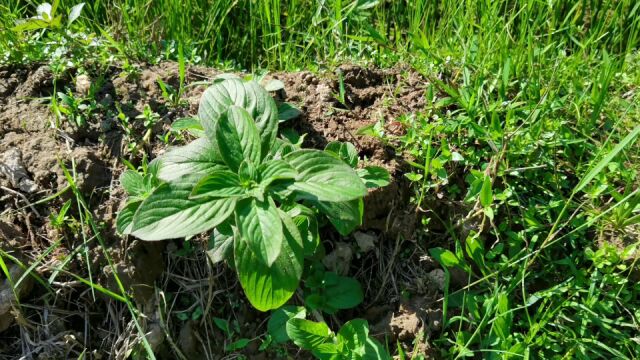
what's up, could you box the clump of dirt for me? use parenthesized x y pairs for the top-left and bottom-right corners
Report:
(0, 61), (433, 358)
(364, 268), (443, 358)
(0, 66), (54, 135)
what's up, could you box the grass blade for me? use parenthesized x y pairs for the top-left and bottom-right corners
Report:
(574, 126), (640, 194)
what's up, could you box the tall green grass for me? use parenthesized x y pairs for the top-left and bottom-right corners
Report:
(2, 0), (639, 70)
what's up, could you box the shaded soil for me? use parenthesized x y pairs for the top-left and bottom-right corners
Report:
(0, 62), (443, 359)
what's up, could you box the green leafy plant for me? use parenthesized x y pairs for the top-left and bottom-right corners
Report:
(135, 103), (161, 144)
(304, 266), (365, 314)
(212, 317), (252, 352)
(117, 75), (389, 314)
(268, 306), (390, 360)
(55, 89), (97, 128)
(48, 199), (72, 229)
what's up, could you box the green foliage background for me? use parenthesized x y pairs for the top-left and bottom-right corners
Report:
(2, 0), (639, 69)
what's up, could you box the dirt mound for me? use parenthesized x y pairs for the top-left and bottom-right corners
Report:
(0, 62), (436, 358)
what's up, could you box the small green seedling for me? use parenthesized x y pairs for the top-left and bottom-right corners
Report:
(49, 199), (72, 229)
(213, 317), (252, 352)
(268, 308), (390, 360)
(135, 104), (161, 144)
(116, 105), (163, 157)
(157, 77), (187, 108)
(333, 71), (349, 109)
(55, 90), (97, 128)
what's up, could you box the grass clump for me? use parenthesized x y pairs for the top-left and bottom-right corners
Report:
(384, 14), (640, 359)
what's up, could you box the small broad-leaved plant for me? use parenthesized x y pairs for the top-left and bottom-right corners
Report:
(268, 306), (391, 360)
(117, 75), (390, 314)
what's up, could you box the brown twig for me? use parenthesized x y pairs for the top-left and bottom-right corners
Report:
(1, 186), (41, 218)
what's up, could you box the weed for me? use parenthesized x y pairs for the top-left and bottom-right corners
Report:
(55, 89), (98, 128)
(386, 30), (640, 358)
(47, 199), (71, 229)
(117, 75), (391, 358)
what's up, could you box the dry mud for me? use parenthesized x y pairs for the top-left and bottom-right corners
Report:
(0, 62), (444, 359)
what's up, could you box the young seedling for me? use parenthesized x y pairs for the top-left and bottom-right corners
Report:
(48, 199), (72, 229)
(333, 70), (350, 110)
(56, 89), (98, 128)
(267, 309), (391, 360)
(135, 104), (161, 143)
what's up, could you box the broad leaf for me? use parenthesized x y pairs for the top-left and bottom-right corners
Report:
(130, 175), (236, 240)
(235, 197), (283, 266)
(157, 138), (224, 182)
(285, 150), (367, 202)
(235, 210), (303, 311)
(325, 141), (359, 168)
(337, 319), (393, 359)
(215, 106), (261, 172)
(430, 247), (460, 267)
(356, 166), (390, 188)
(171, 117), (205, 137)
(267, 306), (307, 344)
(225, 339), (251, 352)
(480, 175), (492, 207)
(285, 318), (332, 350)
(363, 337), (391, 360)
(314, 199), (363, 236)
(191, 171), (245, 198)
(120, 170), (145, 196)
(288, 204), (320, 256)
(207, 222), (234, 264)
(116, 200), (141, 235)
(198, 78), (278, 158)
(337, 319), (369, 357)
(278, 103), (302, 122)
(314, 272), (364, 314)
(313, 343), (340, 359)
(259, 160), (297, 189)
(12, 18), (50, 32)
(264, 79), (285, 92)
